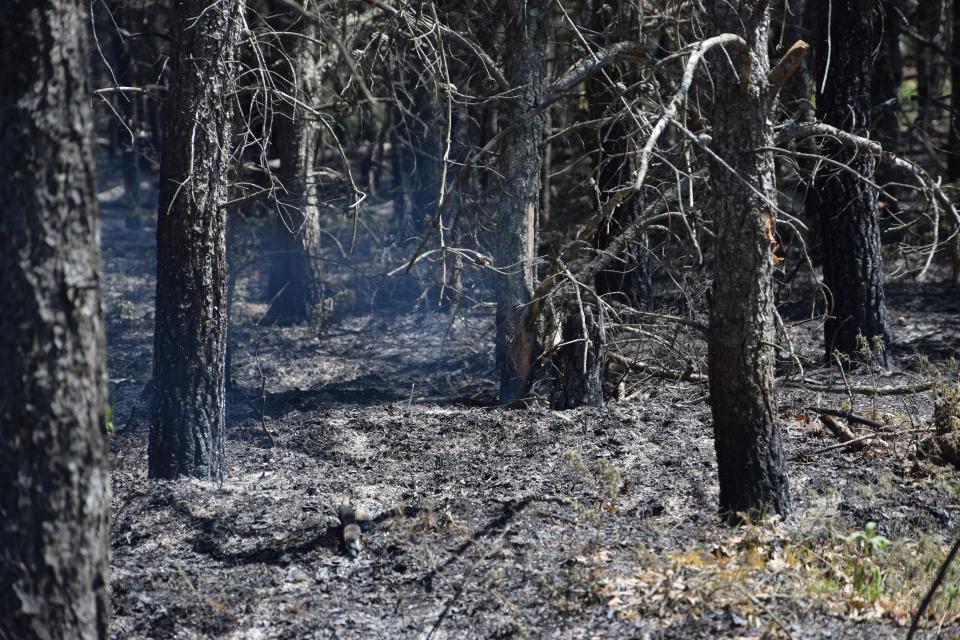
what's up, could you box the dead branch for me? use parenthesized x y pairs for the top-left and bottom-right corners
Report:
(607, 351), (707, 383)
(806, 406), (885, 430)
(818, 414), (858, 444)
(767, 40), (809, 97)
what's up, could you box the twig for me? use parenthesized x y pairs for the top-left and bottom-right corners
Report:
(907, 533), (960, 640)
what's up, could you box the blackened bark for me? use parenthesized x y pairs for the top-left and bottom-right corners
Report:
(550, 304), (605, 409)
(150, 0), (245, 480)
(949, 0), (960, 180)
(809, 0), (890, 363)
(915, 0), (946, 133)
(495, 0), (550, 406)
(393, 84), (442, 234)
(0, 2), (110, 637)
(590, 0), (651, 308)
(266, 18), (324, 325)
(707, 3), (791, 520)
(872, 0), (904, 219)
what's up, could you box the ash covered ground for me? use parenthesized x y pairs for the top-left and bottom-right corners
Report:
(102, 209), (960, 639)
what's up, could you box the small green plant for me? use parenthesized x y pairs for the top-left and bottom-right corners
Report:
(841, 521), (890, 555)
(839, 522), (890, 602)
(105, 404), (114, 435)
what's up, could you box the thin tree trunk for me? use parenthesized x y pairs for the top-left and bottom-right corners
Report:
(150, 0), (245, 480)
(707, 2), (792, 520)
(872, 0), (904, 220)
(809, 0), (890, 364)
(949, 0), (960, 180)
(0, 1), (110, 637)
(495, 0), (550, 406)
(590, 0), (651, 309)
(550, 303), (605, 409)
(266, 18), (324, 325)
(915, 0), (946, 134)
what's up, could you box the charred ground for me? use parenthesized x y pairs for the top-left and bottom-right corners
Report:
(103, 203), (960, 639)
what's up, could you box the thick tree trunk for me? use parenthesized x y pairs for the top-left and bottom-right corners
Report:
(809, 0), (890, 364)
(707, 3), (791, 520)
(0, 2), (110, 637)
(495, 0), (550, 406)
(150, 0), (245, 480)
(266, 19), (324, 325)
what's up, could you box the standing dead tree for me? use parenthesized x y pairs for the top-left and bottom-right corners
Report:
(807, 0), (890, 365)
(150, 0), (246, 480)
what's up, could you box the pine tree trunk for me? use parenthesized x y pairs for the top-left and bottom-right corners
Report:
(495, 0), (550, 406)
(872, 0), (904, 219)
(150, 0), (245, 480)
(590, 0), (651, 308)
(550, 304), (605, 410)
(915, 0), (946, 134)
(707, 2), (792, 520)
(0, 2), (110, 637)
(949, 0), (960, 180)
(266, 19), (324, 325)
(809, 0), (890, 364)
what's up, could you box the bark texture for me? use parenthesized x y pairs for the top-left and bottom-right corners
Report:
(150, 0), (245, 480)
(495, 0), (550, 406)
(809, 0), (890, 363)
(590, 0), (651, 308)
(265, 17), (324, 325)
(550, 304), (605, 410)
(0, 2), (110, 637)
(707, 2), (792, 519)
(949, 0), (960, 181)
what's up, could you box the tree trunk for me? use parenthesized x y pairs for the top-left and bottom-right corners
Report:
(495, 0), (550, 406)
(0, 2), (110, 637)
(150, 0), (245, 480)
(949, 0), (960, 181)
(590, 0), (651, 308)
(265, 18), (324, 325)
(809, 0), (890, 364)
(915, 0), (946, 134)
(707, 2), (792, 520)
(872, 0), (904, 221)
(550, 304), (605, 410)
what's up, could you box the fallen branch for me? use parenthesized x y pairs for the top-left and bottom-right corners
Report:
(794, 427), (933, 458)
(818, 414), (858, 444)
(783, 378), (938, 396)
(607, 351), (707, 383)
(806, 406), (885, 430)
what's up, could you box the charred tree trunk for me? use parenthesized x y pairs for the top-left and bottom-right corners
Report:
(550, 303), (605, 409)
(0, 1), (110, 637)
(265, 18), (324, 325)
(872, 0), (904, 220)
(949, 0), (960, 180)
(915, 0), (946, 134)
(590, 0), (651, 308)
(495, 0), (550, 406)
(809, 0), (890, 364)
(150, 0), (245, 480)
(707, 2), (791, 520)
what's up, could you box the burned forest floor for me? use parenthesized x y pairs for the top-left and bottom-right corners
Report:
(102, 198), (960, 639)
